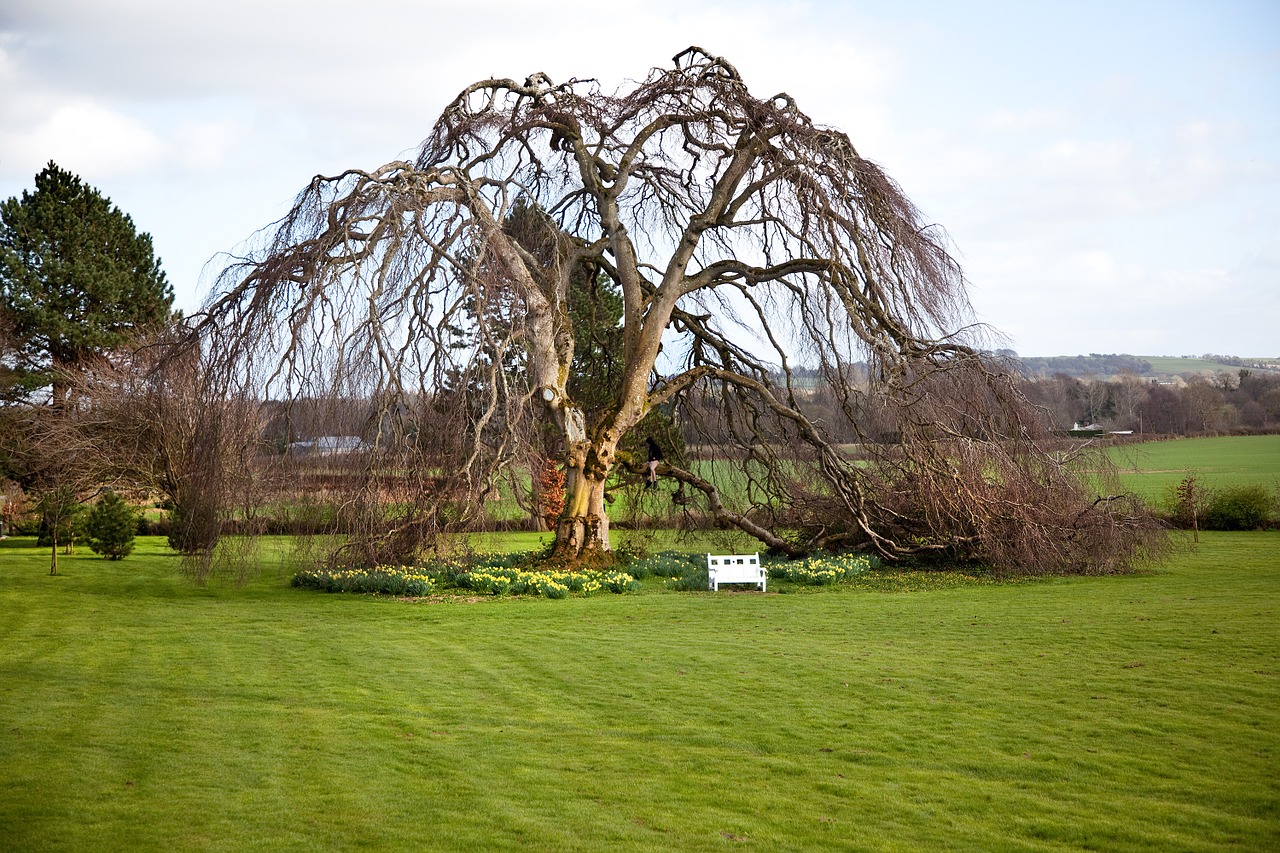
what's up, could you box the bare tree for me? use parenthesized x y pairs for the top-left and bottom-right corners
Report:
(189, 48), (1162, 571)
(41, 333), (271, 579)
(1182, 378), (1224, 435)
(1112, 371), (1149, 431)
(13, 387), (98, 574)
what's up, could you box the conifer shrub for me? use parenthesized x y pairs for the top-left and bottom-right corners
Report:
(166, 497), (219, 554)
(85, 489), (138, 560)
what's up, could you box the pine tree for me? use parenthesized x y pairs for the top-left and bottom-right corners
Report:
(0, 162), (174, 404)
(85, 488), (137, 560)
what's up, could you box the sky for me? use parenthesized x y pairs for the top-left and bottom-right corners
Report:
(1, 0), (1276, 358)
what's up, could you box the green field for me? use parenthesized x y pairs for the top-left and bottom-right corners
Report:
(1141, 356), (1256, 376)
(1108, 434), (1280, 501)
(2, 534), (1277, 851)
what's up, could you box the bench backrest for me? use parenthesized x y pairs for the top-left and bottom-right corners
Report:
(706, 553), (762, 578)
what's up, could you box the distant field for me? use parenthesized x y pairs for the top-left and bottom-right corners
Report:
(489, 438), (1279, 527)
(1016, 354), (1278, 379)
(465, 527), (760, 555)
(1108, 434), (1280, 500)
(482, 458), (769, 529)
(2, 533), (1277, 851)
(1141, 356), (1253, 375)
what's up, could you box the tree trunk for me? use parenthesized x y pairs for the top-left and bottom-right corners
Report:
(550, 466), (611, 559)
(547, 420), (615, 561)
(49, 532), (58, 576)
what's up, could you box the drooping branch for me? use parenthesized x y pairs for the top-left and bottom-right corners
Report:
(636, 459), (805, 557)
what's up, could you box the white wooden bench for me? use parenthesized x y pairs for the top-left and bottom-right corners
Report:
(707, 553), (766, 592)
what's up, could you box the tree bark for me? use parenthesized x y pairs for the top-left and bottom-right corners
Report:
(551, 468), (611, 559)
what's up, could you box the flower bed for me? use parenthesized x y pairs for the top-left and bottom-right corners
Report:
(292, 556), (639, 599)
(291, 550), (879, 598)
(455, 566), (639, 598)
(766, 553), (875, 585)
(292, 565), (436, 596)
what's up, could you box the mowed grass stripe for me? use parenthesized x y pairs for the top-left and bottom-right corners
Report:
(1, 534), (1277, 851)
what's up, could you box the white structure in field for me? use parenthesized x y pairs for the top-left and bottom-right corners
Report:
(286, 436), (370, 456)
(707, 553), (766, 592)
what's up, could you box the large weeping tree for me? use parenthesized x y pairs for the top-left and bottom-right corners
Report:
(193, 48), (1162, 571)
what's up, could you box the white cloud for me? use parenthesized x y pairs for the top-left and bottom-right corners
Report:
(172, 119), (242, 172)
(0, 100), (165, 178)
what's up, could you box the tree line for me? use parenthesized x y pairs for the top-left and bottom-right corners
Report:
(1020, 371), (1280, 435)
(1013, 353), (1153, 378)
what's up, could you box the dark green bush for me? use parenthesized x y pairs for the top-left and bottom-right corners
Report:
(36, 488), (83, 548)
(35, 512), (81, 548)
(167, 496), (222, 554)
(1163, 476), (1210, 530)
(1204, 485), (1276, 531)
(85, 489), (138, 560)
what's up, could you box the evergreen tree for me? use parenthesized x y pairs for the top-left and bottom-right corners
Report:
(0, 162), (174, 404)
(85, 488), (137, 560)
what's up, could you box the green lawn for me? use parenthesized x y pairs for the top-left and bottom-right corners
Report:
(1, 534), (1277, 851)
(1108, 434), (1280, 500)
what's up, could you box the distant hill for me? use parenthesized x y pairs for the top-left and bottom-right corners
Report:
(1013, 353), (1280, 380)
(1014, 353), (1151, 378)
(1142, 356), (1280, 376)
(772, 354), (1280, 383)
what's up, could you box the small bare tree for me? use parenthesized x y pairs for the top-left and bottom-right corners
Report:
(1173, 475), (1207, 543)
(14, 391), (95, 573)
(188, 48), (1162, 571)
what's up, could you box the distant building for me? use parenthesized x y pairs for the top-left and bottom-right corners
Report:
(1068, 423), (1133, 437)
(287, 436), (370, 456)
(1069, 422), (1106, 437)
